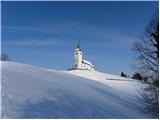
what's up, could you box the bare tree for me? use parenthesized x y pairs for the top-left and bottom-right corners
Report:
(133, 10), (159, 118)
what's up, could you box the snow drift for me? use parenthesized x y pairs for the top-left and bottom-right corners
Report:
(1, 61), (151, 118)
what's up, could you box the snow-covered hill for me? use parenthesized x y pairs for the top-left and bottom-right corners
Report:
(1, 61), (151, 118)
(64, 70), (140, 96)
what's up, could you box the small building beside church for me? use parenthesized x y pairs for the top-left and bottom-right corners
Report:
(72, 43), (95, 71)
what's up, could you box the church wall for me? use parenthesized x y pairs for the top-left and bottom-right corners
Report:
(74, 49), (82, 69)
(82, 63), (91, 70)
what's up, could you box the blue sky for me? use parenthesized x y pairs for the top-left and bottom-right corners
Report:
(1, 1), (158, 75)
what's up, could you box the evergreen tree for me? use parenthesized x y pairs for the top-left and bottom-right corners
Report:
(121, 72), (127, 77)
(132, 72), (143, 80)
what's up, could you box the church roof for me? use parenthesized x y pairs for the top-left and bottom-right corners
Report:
(82, 60), (94, 68)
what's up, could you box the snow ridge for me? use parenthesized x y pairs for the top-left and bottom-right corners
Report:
(1, 61), (151, 118)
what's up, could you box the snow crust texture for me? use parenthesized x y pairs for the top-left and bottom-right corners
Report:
(1, 61), (151, 118)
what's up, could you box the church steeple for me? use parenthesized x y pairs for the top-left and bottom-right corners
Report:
(76, 43), (80, 49)
(74, 43), (82, 69)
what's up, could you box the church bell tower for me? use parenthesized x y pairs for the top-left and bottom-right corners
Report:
(74, 43), (82, 69)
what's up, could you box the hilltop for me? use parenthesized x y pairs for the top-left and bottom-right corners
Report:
(1, 61), (151, 118)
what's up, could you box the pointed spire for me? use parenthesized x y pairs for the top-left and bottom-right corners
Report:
(75, 41), (82, 51)
(76, 43), (80, 49)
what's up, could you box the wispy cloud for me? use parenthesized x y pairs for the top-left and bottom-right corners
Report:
(2, 25), (52, 33)
(2, 22), (138, 47)
(5, 39), (68, 46)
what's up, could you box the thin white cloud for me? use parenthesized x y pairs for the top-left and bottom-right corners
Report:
(6, 39), (67, 46)
(2, 22), (138, 47)
(2, 25), (51, 33)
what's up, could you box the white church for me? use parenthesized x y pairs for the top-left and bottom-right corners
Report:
(71, 43), (95, 71)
